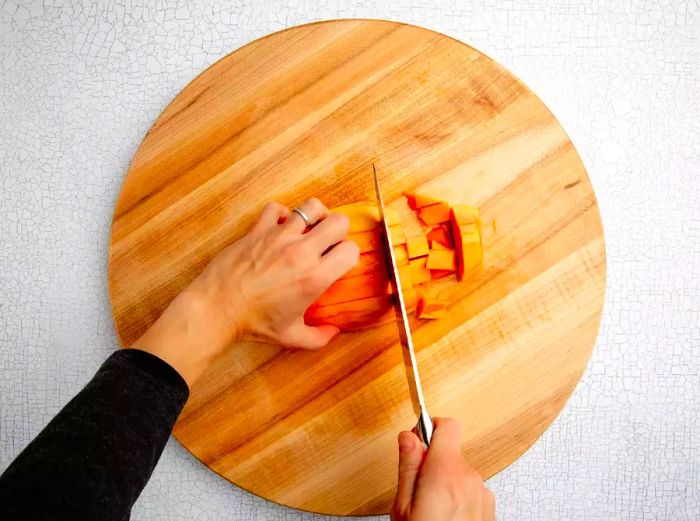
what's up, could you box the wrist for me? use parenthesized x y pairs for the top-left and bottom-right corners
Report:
(131, 290), (240, 387)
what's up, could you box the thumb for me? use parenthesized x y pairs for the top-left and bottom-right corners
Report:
(393, 431), (425, 517)
(285, 321), (340, 350)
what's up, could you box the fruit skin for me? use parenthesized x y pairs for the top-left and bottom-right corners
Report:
(305, 202), (412, 331)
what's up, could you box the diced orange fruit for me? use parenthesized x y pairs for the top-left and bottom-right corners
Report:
(430, 269), (454, 280)
(393, 244), (409, 266)
(461, 241), (483, 275)
(426, 224), (453, 248)
(344, 247), (408, 278)
(451, 204), (479, 225)
(348, 225), (406, 253)
(398, 263), (414, 289)
(405, 192), (443, 210)
(450, 207), (483, 280)
(417, 296), (448, 319)
(459, 224), (481, 244)
(333, 202), (401, 233)
(426, 248), (456, 270)
(409, 258), (431, 285)
(406, 235), (429, 258)
(401, 288), (418, 311)
(418, 203), (451, 225)
(388, 264), (414, 294)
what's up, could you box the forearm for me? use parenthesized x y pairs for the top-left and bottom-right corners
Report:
(0, 349), (189, 521)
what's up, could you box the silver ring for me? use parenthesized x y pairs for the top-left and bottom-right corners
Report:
(292, 207), (311, 227)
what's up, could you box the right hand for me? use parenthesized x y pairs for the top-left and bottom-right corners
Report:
(391, 418), (496, 521)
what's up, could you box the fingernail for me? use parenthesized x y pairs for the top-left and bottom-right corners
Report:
(398, 432), (415, 452)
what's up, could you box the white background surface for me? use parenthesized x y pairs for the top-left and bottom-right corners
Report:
(1, 1), (699, 519)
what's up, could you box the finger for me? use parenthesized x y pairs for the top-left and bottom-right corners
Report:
(253, 202), (290, 232)
(285, 197), (329, 234)
(392, 431), (426, 517)
(318, 240), (360, 284)
(483, 486), (497, 521)
(283, 320), (339, 350)
(304, 213), (350, 255)
(425, 417), (463, 459)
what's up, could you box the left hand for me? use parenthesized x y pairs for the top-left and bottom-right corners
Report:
(131, 198), (359, 387)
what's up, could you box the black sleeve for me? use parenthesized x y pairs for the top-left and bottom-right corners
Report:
(0, 349), (189, 521)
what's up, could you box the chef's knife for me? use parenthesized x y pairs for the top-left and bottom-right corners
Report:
(372, 164), (434, 446)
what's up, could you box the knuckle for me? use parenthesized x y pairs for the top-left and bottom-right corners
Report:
(326, 212), (348, 228)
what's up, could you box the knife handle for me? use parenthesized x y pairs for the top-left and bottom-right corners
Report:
(415, 411), (434, 447)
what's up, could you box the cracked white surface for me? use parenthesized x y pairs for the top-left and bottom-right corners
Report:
(1, 1), (699, 520)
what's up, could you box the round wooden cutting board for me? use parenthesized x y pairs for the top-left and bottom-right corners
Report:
(108, 19), (606, 516)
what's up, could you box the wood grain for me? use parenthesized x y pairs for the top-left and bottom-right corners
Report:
(107, 19), (606, 516)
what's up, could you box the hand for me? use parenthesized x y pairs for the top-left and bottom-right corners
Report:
(131, 198), (360, 387)
(392, 418), (496, 521)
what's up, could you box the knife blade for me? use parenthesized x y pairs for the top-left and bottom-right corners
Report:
(372, 164), (434, 446)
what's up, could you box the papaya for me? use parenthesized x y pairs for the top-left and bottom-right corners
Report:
(430, 268), (454, 280)
(417, 294), (448, 319)
(405, 192), (443, 210)
(410, 258), (431, 285)
(418, 202), (451, 225)
(406, 235), (429, 259)
(426, 224), (453, 249)
(333, 201), (401, 233)
(426, 248), (456, 271)
(348, 225), (406, 253)
(344, 246), (409, 278)
(450, 205), (483, 281)
(306, 202), (412, 331)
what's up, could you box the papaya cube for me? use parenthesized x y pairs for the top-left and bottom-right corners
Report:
(426, 248), (456, 270)
(348, 225), (406, 253)
(417, 296), (448, 319)
(462, 241), (483, 274)
(406, 235), (429, 259)
(459, 224), (481, 244)
(405, 192), (443, 210)
(388, 263), (414, 295)
(430, 268), (454, 280)
(450, 207), (482, 281)
(333, 202), (401, 233)
(426, 224), (453, 248)
(393, 244), (409, 266)
(451, 204), (479, 225)
(418, 203), (451, 225)
(409, 258), (431, 285)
